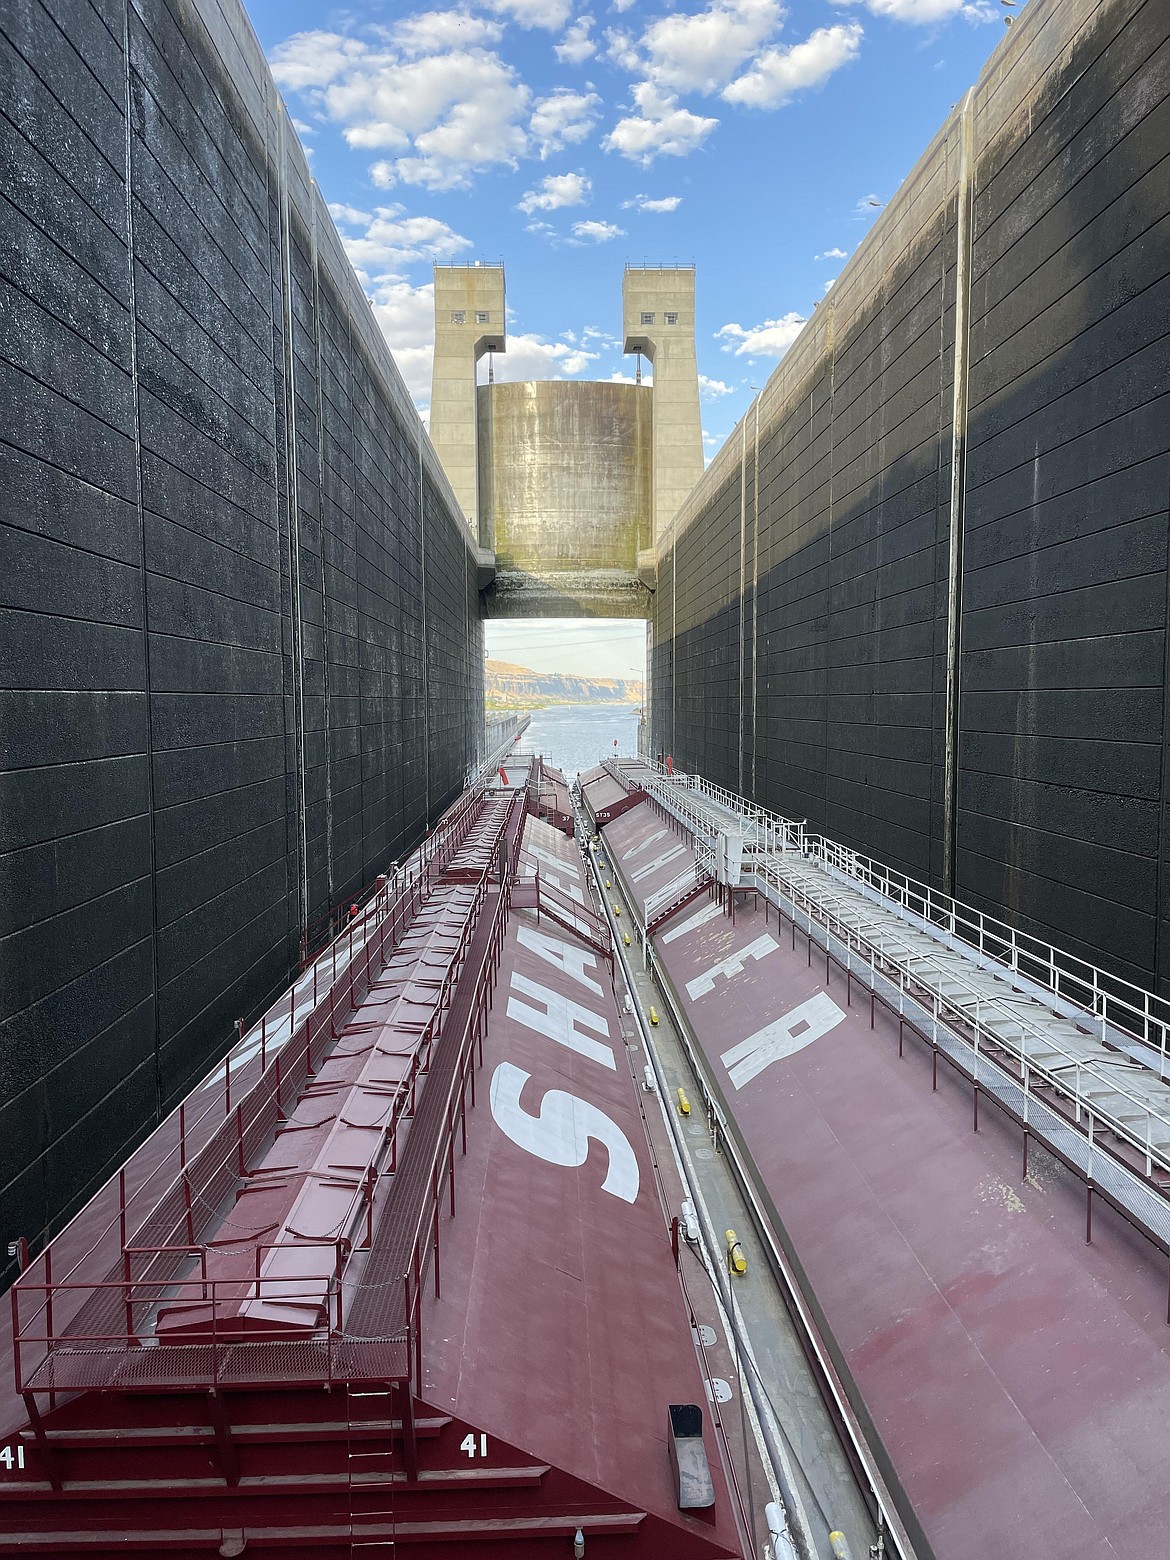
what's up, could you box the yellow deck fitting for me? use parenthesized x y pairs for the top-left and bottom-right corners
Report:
(605, 879), (611, 888)
(725, 1230), (747, 1275)
(623, 933), (631, 946)
(649, 1005), (659, 1025)
(676, 1087), (691, 1116)
(613, 903), (621, 915)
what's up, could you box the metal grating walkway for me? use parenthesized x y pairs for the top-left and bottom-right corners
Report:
(642, 772), (1170, 1200)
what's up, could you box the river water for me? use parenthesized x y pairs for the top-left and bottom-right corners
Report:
(506, 702), (641, 778)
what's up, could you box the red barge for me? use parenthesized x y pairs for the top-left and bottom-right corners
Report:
(0, 770), (746, 1557)
(588, 758), (1170, 1560)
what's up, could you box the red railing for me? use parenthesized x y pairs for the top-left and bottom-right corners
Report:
(156, 873), (498, 1343)
(11, 1271), (410, 1395)
(12, 784), (520, 1396)
(399, 875), (513, 1397)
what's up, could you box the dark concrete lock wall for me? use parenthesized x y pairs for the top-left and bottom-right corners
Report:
(0, 0), (483, 1275)
(652, 0), (1170, 1002)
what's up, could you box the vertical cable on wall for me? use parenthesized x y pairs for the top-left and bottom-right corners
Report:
(418, 424), (431, 822)
(943, 90), (975, 897)
(277, 112), (310, 946)
(737, 412), (749, 795)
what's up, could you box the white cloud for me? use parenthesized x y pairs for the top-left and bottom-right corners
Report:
(854, 191), (883, 216)
(365, 275), (438, 407)
(530, 88), (602, 157)
(716, 312), (806, 357)
(555, 14), (597, 62)
(604, 26), (642, 71)
(336, 205), (473, 269)
(291, 117), (316, 137)
(622, 192), (682, 212)
(606, 368), (651, 384)
(518, 171), (592, 211)
(329, 202), (372, 226)
(270, 30), (366, 90)
(723, 22), (862, 107)
(829, 0), (994, 21)
(699, 374), (733, 397)
(271, 29), (530, 191)
(485, 0), (573, 27)
(641, 0), (784, 95)
(610, 0), (636, 11)
(493, 333), (600, 378)
(391, 10), (504, 54)
(571, 219), (626, 242)
(816, 245), (847, 259)
(603, 82), (718, 165)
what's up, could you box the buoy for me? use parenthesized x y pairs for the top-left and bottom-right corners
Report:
(649, 1005), (659, 1025)
(725, 1230), (747, 1275)
(677, 1087), (691, 1117)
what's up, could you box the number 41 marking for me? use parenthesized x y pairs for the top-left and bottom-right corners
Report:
(0, 1445), (26, 1471)
(460, 1433), (488, 1458)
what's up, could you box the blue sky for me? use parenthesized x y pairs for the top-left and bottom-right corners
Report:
(248, 0), (1009, 677)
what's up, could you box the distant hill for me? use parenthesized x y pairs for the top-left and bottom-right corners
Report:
(486, 658), (643, 708)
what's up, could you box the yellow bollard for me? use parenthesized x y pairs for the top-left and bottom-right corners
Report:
(613, 903), (621, 915)
(677, 1087), (691, 1117)
(605, 879), (611, 888)
(725, 1230), (747, 1275)
(623, 933), (631, 946)
(649, 1006), (659, 1025)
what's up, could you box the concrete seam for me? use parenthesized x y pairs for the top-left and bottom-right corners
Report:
(418, 422), (432, 823)
(310, 197), (333, 900)
(121, 0), (162, 1121)
(942, 89), (975, 898)
(1157, 421), (1170, 996)
(751, 398), (760, 803)
(276, 112), (310, 947)
(738, 415), (748, 795)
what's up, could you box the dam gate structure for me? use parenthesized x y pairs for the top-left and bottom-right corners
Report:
(430, 263), (703, 619)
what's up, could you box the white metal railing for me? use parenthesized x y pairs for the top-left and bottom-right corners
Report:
(637, 766), (1170, 1185)
(643, 773), (808, 856)
(642, 766), (1170, 1068)
(749, 851), (1170, 1181)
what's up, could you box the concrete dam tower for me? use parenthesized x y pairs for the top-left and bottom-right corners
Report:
(429, 264), (703, 618)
